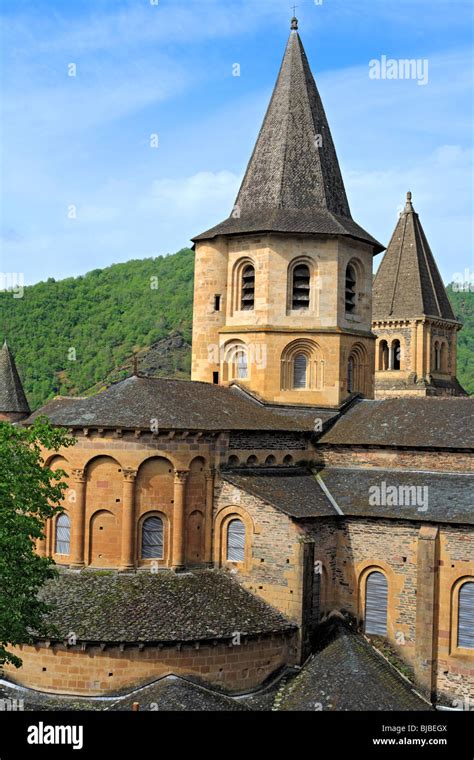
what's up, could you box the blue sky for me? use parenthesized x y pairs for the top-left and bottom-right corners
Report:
(0, 0), (473, 285)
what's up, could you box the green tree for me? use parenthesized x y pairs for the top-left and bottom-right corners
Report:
(0, 418), (75, 667)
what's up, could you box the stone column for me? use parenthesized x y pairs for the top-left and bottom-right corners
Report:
(120, 469), (137, 571)
(70, 469), (86, 568)
(204, 468), (216, 566)
(171, 470), (189, 570)
(415, 525), (439, 701)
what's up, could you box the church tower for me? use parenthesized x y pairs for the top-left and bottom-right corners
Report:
(191, 18), (383, 407)
(0, 339), (30, 422)
(372, 192), (466, 398)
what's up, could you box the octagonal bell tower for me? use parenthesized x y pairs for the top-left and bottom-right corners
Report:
(191, 18), (384, 407)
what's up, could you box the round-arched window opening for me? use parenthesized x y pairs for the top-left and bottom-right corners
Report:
(228, 455), (240, 467)
(246, 455), (258, 466)
(265, 455), (276, 465)
(226, 519), (246, 563)
(283, 455), (294, 466)
(364, 571), (388, 636)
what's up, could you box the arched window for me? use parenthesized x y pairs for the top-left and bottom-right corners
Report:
(364, 571), (388, 636)
(345, 264), (357, 313)
(55, 513), (70, 555)
(241, 265), (255, 310)
(347, 356), (354, 393)
(379, 340), (389, 371)
(434, 341), (441, 371)
(391, 339), (401, 371)
(141, 516), (164, 560)
(246, 455), (258, 466)
(236, 350), (248, 379)
(227, 519), (245, 562)
(293, 353), (307, 389)
(347, 343), (368, 396)
(292, 264), (310, 310)
(223, 343), (249, 382)
(283, 455), (294, 466)
(458, 582), (474, 649)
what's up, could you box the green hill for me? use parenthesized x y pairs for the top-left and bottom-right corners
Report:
(446, 284), (474, 395)
(0, 249), (194, 410)
(0, 251), (472, 411)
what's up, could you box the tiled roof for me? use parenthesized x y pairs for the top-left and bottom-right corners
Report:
(277, 619), (430, 711)
(221, 468), (337, 519)
(193, 30), (383, 253)
(373, 193), (457, 321)
(25, 376), (339, 432)
(319, 397), (474, 449)
(0, 340), (30, 414)
(317, 467), (474, 525)
(36, 569), (295, 644)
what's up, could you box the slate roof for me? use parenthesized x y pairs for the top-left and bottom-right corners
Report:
(373, 193), (457, 321)
(317, 467), (474, 525)
(36, 569), (295, 644)
(222, 467), (336, 519)
(223, 466), (473, 525)
(0, 340), (30, 414)
(319, 397), (474, 450)
(193, 29), (383, 253)
(277, 619), (430, 711)
(25, 375), (339, 432)
(0, 676), (248, 712)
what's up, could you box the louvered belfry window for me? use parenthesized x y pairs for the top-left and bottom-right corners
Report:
(142, 516), (164, 560)
(227, 519), (245, 562)
(458, 582), (474, 649)
(292, 264), (310, 310)
(241, 265), (255, 310)
(293, 353), (307, 389)
(345, 264), (357, 313)
(55, 513), (71, 555)
(365, 571), (388, 636)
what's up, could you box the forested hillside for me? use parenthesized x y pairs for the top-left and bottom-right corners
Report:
(447, 284), (474, 395)
(0, 251), (471, 411)
(0, 249), (194, 410)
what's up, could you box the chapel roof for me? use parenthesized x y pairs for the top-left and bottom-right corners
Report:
(36, 569), (295, 645)
(0, 339), (30, 415)
(193, 22), (383, 253)
(25, 375), (339, 432)
(319, 397), (474, 450)
(373, 192), (458, 321)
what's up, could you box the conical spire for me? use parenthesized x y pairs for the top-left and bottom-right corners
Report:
(373, 193), (457, 321)
(0, 339), (30, 416)
(194, 27), (383, 252)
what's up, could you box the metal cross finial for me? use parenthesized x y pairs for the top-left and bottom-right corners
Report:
(290, 5), (299, 30)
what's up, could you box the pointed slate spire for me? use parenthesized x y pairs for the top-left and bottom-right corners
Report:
(373, 193), (457, 321)
(194, 26), (383, 252)
(0, 339), (30, 417)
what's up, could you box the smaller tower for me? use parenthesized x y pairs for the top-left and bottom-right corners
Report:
(372, 193), (466, 398)
(0, 339), (30, 422)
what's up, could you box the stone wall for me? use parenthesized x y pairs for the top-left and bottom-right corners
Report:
(315, 445), (474, 473)
(5, 634), (296, 696)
